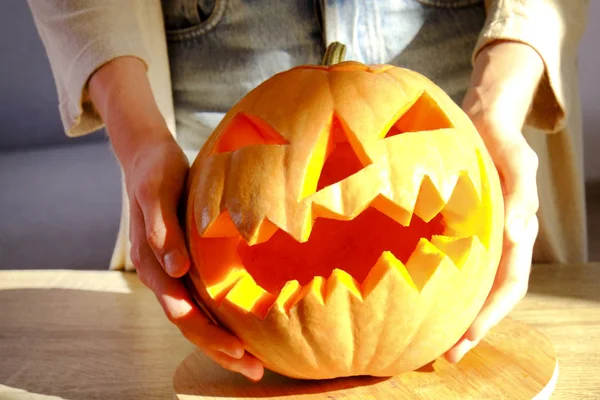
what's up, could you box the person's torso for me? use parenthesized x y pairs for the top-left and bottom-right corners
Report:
(162, 0), (485, 154)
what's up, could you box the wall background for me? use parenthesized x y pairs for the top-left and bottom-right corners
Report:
(579, 1), (600, 182)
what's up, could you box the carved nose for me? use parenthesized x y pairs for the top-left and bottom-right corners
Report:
(316, 116), (366, 192)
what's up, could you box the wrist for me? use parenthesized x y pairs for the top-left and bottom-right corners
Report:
(89, 56), (174, 169)
(471, 40), (544, 95)
(466, 40), (544, 127)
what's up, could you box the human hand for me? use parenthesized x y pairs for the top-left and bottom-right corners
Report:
(445, 41), (543, 363)
(124, 135), (264, 381)
(88, 56), (264, 381)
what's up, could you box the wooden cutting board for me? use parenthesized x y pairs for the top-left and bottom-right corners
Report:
(173, 317), (558, 399)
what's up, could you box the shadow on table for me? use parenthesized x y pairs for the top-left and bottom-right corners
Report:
(175, 355), (394, 399)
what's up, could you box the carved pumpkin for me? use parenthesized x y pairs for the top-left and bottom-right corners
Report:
(184, 44), (504, 380)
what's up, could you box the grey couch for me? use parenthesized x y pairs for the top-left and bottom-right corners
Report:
(0, 2), (122, 270)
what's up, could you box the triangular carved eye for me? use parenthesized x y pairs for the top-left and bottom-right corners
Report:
(385, 91), (454, 138)
(213, 113), (288, 154)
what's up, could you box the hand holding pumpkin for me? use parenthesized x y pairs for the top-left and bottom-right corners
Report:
(124, 136), (263, 382)
(88, 56), (264, 381)
(445, 41), (543, 363)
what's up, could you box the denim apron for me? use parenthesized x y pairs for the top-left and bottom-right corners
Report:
(161, 0), (485, 158)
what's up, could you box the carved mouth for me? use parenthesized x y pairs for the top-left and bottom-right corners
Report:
(238, 207), (446, 295)
(190, 147), (488, 319)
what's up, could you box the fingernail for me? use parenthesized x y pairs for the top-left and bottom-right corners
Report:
(164, 250), (183, 276)
(449, 338), (479, 364)
(220, 347), (244, 359)
(241, 365), (263, 381)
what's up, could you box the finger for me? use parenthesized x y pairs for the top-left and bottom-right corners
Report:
(465, 107), (540, 224)
(466, 216), (538, 341)
(204, 348), (265, 382)
(136, 179), (190, 278)
(494, 139), (539, 216)
(129, 202), (245, 359)
(464, 135), (539, 341)
(444, 337), (480, 364)
(445, 216), (538, 363)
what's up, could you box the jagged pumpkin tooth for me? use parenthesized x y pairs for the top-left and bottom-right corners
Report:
(222, 272), (275, 319)
(442, 172), (481, 226)
(289, 276), (326, 309)
(363, 251), (417, 298)
(273, 280), (302, 314)
(431, 235), (485, 269)
(371, 194), (413, 226)
(404, 238), (457, 293)
(326, 269), (362, 301)
(310, 163), (381, 221)
(311, 187), (344, 220)
(246, 218), (279, 246)
(194, 237), (247, 303)
(207, 268), (246, 305)
(413, 175), (447, 223)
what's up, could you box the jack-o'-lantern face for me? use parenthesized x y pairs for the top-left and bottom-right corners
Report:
(185, 61), (504, 380)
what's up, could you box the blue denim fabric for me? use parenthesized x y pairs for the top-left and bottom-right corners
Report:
(162, 0), (485, 156)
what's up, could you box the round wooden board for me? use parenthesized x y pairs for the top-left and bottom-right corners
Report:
(173, 317), (558, 400)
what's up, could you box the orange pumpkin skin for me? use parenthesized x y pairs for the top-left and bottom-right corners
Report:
(184, 61), (504, 380)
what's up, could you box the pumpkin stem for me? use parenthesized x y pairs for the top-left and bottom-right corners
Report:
(321, 42), (347, 66)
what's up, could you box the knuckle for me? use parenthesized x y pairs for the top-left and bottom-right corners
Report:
(145, 224), (166, 253)
(129, 245), (153, 287)
(135, 265), (151, 288)
(514, 196), (539, 219)
(524, 193), (540, 217)
(216, 356), (235, 371)
(516, 144), (539, 172)
(504, 145), (540, 216)
(528, 197), (540, 215)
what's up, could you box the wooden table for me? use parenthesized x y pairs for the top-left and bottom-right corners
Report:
(0, 263), (598, 400)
